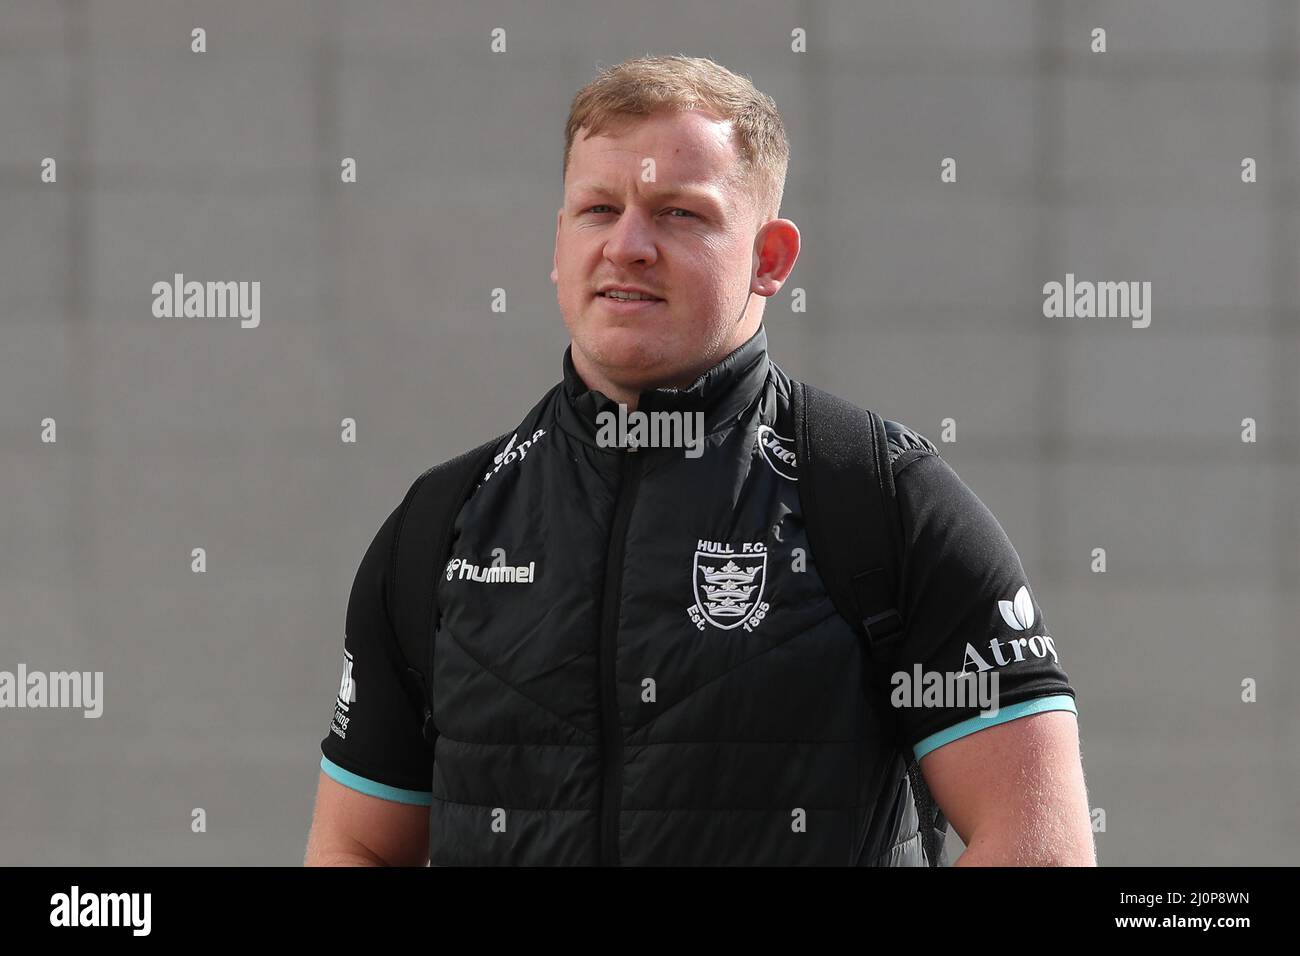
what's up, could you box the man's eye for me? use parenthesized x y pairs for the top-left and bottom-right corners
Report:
(582, 205), (696, 218)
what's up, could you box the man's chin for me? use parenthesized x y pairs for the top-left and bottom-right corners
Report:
(576, 326), (682, 389)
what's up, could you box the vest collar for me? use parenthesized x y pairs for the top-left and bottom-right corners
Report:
(557, 324), (770, 449)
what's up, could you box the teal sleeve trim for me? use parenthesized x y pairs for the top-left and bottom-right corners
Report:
(320, 756), (433, 806)
(912, 694), (1078, 761)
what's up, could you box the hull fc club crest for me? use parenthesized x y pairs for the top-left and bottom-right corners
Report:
(687, 540), (771, 632)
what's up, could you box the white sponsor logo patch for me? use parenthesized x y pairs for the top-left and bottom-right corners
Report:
(482, 429), (546, 483)
(963, 585), (1060, 673)
(756, 424), (797, 481)
(330, 649), (354, 740)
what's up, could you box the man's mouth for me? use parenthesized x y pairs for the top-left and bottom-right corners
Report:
(596, 290), (665, 302)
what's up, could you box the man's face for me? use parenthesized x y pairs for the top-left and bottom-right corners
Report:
(553, 108), (763, 393)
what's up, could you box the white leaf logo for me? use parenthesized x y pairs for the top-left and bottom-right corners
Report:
(998, 585), (1035, 631)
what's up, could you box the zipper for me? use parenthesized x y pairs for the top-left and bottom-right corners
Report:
(597, 440), (645, 866)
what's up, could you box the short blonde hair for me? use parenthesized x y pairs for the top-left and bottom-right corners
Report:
(563, 54), (789, 223)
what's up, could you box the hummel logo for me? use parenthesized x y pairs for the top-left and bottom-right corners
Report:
(444, 557), (536, 584)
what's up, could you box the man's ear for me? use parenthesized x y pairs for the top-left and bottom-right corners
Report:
(551, 208), (562, 285)
(750, 218), (801, 297)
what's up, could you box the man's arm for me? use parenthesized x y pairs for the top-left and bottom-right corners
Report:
(881, 430), (1092, 866)
(309, 481), (437, 866)
(304, 772), (430, 867)
(919, 710), (1095, 866)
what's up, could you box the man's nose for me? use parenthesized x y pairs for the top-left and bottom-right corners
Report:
(604, 208), (658, 267)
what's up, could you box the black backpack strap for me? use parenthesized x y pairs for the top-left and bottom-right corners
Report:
(790, 381), (904, 653)
(389, 434), (507, 747)
(790, 379), (949, 866)
(388, 383), (564, 747)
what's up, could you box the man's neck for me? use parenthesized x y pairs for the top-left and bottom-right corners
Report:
(573, 363), (644, 411)
(569, 351), (701, 412)
(570, 326), (762, 412)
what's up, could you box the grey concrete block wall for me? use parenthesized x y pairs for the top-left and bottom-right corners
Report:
(0, 0), (1296, 865)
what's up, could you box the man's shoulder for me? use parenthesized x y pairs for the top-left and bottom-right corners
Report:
(881, 417), (941, 471)
(396, 380), (566, 515)
(431, 432), (514, 474)
(783, 377), (939, 472)
(405, 433), (511, 500)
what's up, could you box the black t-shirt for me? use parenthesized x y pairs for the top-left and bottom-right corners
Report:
(888, 445), (1075, 758)
(319, 429), (1076, 803)
(319, 497), (435, 805)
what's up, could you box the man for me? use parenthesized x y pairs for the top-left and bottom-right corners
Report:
(305, 55), (1094, 867)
